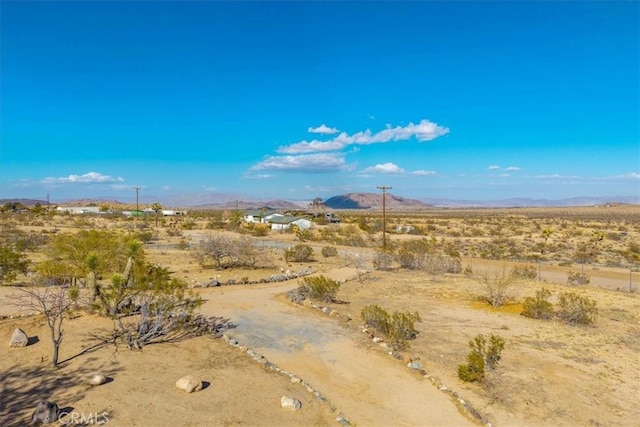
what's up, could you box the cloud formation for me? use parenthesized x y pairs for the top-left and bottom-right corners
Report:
(308, 124), (339, 134)
(251, 153), (352, 173)
(362, 162), (437, 176)
(41, 172), (124, 184)
(279, 119), (449, 154)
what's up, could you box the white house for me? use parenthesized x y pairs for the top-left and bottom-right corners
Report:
(243, 209), (277, 223)
(268, 216), (312, 231)
(56, 206), (101, 215)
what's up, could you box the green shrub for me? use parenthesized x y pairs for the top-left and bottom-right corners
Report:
(458, 334), (505, 382)
(567, 271), (590, 286)
(284, 244), (314, 262)
(557, 291), (597, 325)
(298, 275), (341, 303)
(361, 304), (421, 349)
(321, 246), (338, 258)
(521, 287), (554, 320)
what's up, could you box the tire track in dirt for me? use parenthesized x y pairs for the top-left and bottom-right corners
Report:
(198, 269), (473, 426)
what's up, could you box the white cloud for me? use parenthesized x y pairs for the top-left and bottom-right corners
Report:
(41, 171), (124, 184)
(251, 153), (352, 173)
(279, 119), (449, 154)
(488, 165), (501, 170)
(413, 170), (437, 176)
(362, 163), (437, 177)
(363, 162), (406, 174)
(308, 124), (339, 134)
(505, 166), (521, 171)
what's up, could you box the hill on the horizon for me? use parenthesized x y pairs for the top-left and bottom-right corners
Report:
(324, 193), (430, 210)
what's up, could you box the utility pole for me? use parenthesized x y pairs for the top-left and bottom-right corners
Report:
(377, 186), (392, 250)
(133, 187), (141, 227)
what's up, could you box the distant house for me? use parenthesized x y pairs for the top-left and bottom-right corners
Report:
(161, 210), (187, 216)
(56, 206), (101, 215)
(243, 209), (277, 223)
(268, 216), (312, 231)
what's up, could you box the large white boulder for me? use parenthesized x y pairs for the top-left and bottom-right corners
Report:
(280, 396), (302, 411)
(10, 328), (28, 348)
(175, 375), (203, 393)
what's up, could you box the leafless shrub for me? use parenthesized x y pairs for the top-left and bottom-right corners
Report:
(478, 273), (514, 308)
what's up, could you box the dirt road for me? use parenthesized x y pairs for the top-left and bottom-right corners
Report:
(198, 268), (474, 427)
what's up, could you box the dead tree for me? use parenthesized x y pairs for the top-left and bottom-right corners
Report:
(12, 286), (72, 367)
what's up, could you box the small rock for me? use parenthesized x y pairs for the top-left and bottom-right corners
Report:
(280, 396), (302, 411)
(408, 361), (423, 370)
(321, 307), (331, 314)
(89, 373), (108, 386)
(290, 376), (301, 384)
(372, 337), (383, 343)
(31, 400), (59, 425)
(175, 375), (203, 393)
(10, 328), (28, 348)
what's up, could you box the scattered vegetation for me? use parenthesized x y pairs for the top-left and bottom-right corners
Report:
(557, 291), (598, 325)
(297, 275), (341, 303)
(458, 334), (505, 382)
(567, 271), (590, 286)
(321, 246), (338, 258)
(511, 264), (538, 280)
(478, 273), (514, 308)
(361, 304), (421, 349)
(521, 287), (554, 320)
(284, 244), (314, 263)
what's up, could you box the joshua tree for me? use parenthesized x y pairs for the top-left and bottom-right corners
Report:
(151, 202), (163, 227)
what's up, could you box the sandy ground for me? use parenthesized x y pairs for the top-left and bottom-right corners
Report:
(1, 228), (639, 426)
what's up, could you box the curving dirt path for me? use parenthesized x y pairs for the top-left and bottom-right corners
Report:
(198, 268), (474, 427)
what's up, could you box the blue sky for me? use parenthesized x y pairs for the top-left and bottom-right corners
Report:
(1, 1), (638, 204)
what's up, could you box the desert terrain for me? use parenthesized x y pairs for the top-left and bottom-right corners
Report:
(1, 205), (639, 426)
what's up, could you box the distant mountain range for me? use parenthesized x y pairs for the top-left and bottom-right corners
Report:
(2, 194), (638, 210)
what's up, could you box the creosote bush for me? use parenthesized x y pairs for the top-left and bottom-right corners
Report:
(511, 264), (538, 280)
(521, 287), (554, 320)
(458, 334), (505, 382)
(298, 275), (341, 303)
(321, 246), (338, 258)
(557, 291), (597, 325)
(361, 304), (421, 349)
(567, 271), (590, 286)
(284, 244), (314, 262)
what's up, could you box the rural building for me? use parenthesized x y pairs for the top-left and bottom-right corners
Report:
(268, 216), (312, 231)
(56, 206), (101, 214)
(243, 209), (277, 223)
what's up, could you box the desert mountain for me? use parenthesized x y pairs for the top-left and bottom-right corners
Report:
(324, 193), (430, 210)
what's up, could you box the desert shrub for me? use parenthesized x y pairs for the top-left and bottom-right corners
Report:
(478, 273), (514, 307)
(321, 246), (338, 258)
(244, 222), (270, 236)
(284, 244), (314, 262)
(361, 304), (420, 349)
(557, 291), (597, 325)
(176, 238), (190, 250)
(166, 228), (183, 237)
(373, 251), (395, 271)
(135, 230), (156, 244)
(511, 264), (538, 280)
(423, 254), (461, 275)
(567, 271), (590, 286)
(521, 287), (554, 320)
(298, 275), (340, 302)
(181, 220), (197, 230)
(458, 334), (505, 382)
(295, 228), (314, 242)
(198, 233), (261, 268)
